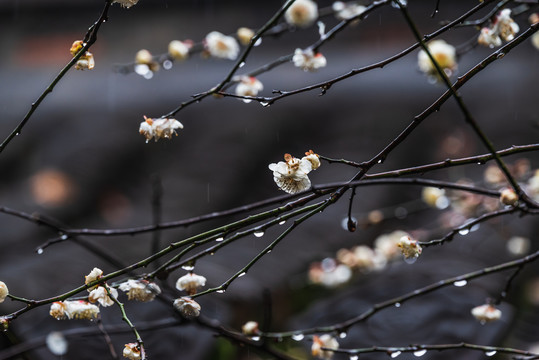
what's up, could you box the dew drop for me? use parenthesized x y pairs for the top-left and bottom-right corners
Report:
(181, 265), (195, 271)
(453, 280), (467, 287)
(394, 302), (401, 308)
(254, 38), (262, 46)
(404, 256), (418, 264)
(15, 132), (20, 136)
(163, 60), (173, 70)
(37, 248), (44, 255)
(485, 351), (497, 357)
(339, 332), (347, 339)
(145, 139), (150, 144)
(458, 228), (470, 236)
(259, 102), (270, 107)
(291, 334), (304, 341)
(238, 272), (246, 277)
(413, 349), (427, 357)
(279, 220), (286, 225)
(391, 351), (402, 358)
(216, 289), (226, 294)
(215, 237), (224, 242)
(254, 231), (265, 238)
(239, 61), (246, 68)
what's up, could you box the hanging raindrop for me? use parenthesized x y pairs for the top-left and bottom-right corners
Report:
(215, 237), (224, 242)
(453, 280), (467, 287)
(37, 248), (44, 255)
(216, 289), (226, 293)
(390, 351), (402, 358)
(238, 272), (246, 277)
(339, 332), (347, 339)
(458, 228), (470, 236)
(404, 256), (418, 264)
(413, 349), (427, 357)
(254, 231), (265, 238)
(181, 264), (195, 271)
(394, 302), (401, 308)
(485, 351), (497, 357)
(291, 334), (304, 341)
(279, 220), (286, 225)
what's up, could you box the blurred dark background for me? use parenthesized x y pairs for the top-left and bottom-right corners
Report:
(0, 0), (538, 359)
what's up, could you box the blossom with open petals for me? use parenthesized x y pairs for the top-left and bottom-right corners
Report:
(397, 236), (422, 263)
(293, 48), (327, 71)
(139, 116), (183, 142)
(173, 297), (201, 318)
(85, 267), (103, 289)
(417, 40), (457, 79)
(113, 0), (139, 8)
(0, 281), (8, 303)
(168, 40), (191, 61)
(478, 9), (519, 47)
(471, 304), (502, 323)
(123, 343), (141, 360)
(118, 279), (161, 302)
(312, 334), (339, 359)
(285, 0), (318, 28)
(269, 153), (314, 194)
(49, 300), (100, 320)
(88, 286), (118, 307)
(204, 31), (240, 60)
(235, 76), (264, 103)
(176, 273), (207, 295)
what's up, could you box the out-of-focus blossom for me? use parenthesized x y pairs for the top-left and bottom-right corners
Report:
(478, 9), (519, 47)
(471, 304), (502, 323)
(285, 0), (318, 28)
(531, 14), (539, 49)
(204, 31), (240, 60)
(293, 48), (327, 71)
(173, 297), (201, 318)
(168, 40), (191, 61)
(397, 236), (422, 264)
(88, 286), (118, 307)
(484, 164), (505, 185)
(500, 188), (518, 206)
(506, 236), (530, 256)
(118, 279), (161, 302)
(139, 116), (184, 142)
(176, 273), (207, 295)
(336, 246), (386, 272)
(49, 300), (100, 320)
(237, 27), (255, 45)
(374, 230), (410, 260)
(113, 0), (139, 8)
(309, 258), (352, 287)
(123, 343), (141, 360)
(46, 332), (68, 356)
(312, 334), (339, 359)
(478, 27), (502, 48)
(422, 187), (449, 209)
(332, 1), (366, 21)
(269, 153), (315, 194)
(526, 169), (539, 201)
(135, 49), (159, 74)
(0, 281), (8, 303)
(417, 40), (457, 80)
(242, 321), (260, 335)
(235, 76), (264, 103)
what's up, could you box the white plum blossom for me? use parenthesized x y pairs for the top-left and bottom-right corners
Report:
(0, 281), (8, 303)
(285, 0), (318, 28)
(471, 304), (502, 323)
(176, 273), (207, 295)
(69, 40), (95, 71)
(113, 0), (139, 8)
(374, 230), (411, 260)
(237, 27), (255, 46)
(526, 169), (539, 201)
(500, 188), (518, 206)
(293, 48), (327, 71)
(397, 236), (422, 263)
(46, 332), (68, 356)
(88, 286), (118, 307)
(422, 187), (449, 209)
(332, 1), (366, 21)
(269, 152), (321, 194)
(478, 9), (519, 47)
(139, 116), (184, 142)
(311, 334), (339, 359)
(168, 40), (191, 61)
(417, 39), (457, 79)
(85, 267), (103, 289)
(204, 31), (240, 60)
(118, 279), (161, 302)
(173, 297), (201, 318)
(123, 343), (141, 360)
(49, 300), (100, 320)
(235, 76), (264, 103)
(242, 321), (260, 335)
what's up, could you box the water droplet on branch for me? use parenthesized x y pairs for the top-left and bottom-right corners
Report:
(291, 334), (304, 341)
(254, 230), (265, 238)
(453, 280), (467, 287)
(485, 351), (497, 357)
(390, 351), (402, 358)
(413, 349), (427, 357)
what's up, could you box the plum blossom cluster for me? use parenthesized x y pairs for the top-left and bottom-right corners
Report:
(311, 334), (339, 360)
(0, 281), (8, 303)
(397, 235), (422, 264)
(417, 39), (457, 81)
(123, 343), (142, 360)
(70, 40), (94, 71)
(49, 300), (100, 320)
(471, 304), (502, 324)
(139, 116), (184, 142)
(234, 76), (264, 103)
(309, 230), (412, 287)
(478, 9), (520, 48)
(204, 31), (240, 60)
(293, 48), (327, 72)
(268, 150), (321, 194)
(173, 272), (206, 318)
(118, 279), (161, 302)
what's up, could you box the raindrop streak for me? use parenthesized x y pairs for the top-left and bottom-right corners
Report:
(37, 248), (44, 255)
(215, 237), (224, 242)
(453, 280), (467, 287)
(291, 334), (304, 341)
(485, 351), (497, 357)
(391, 351), (402, 358)
(254, 231), (265, 238)
(413, 349), (427, 357)
(459, 228), (470, 236)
